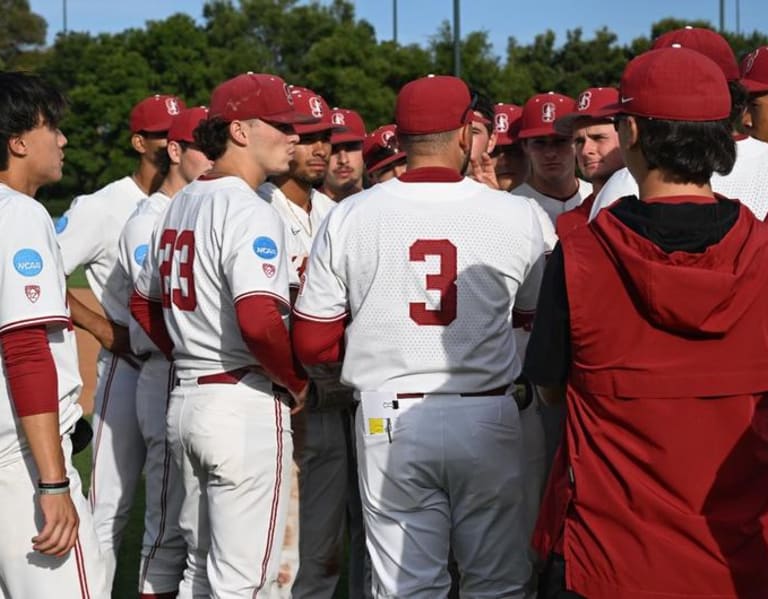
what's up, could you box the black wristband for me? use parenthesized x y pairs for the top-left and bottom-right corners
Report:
(37, 478), (70, 490)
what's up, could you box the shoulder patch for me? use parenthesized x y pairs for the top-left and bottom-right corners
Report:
(13, 249), (44, 277)
(133, 244), (149, 266)
(253, 236), (278, 260)
(55, 215), (69, 234)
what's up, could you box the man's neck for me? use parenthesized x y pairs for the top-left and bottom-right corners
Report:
(324, 183), (361, 203)
(157, 168), (188, 199)
(0, 169), (38, 197)
(526, 172), (579, 200)
(274, 176), (312, 211)
(636, 168), (714, 201)
(132, 160), (163, 196)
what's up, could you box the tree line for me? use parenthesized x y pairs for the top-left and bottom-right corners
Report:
(3, 0), (767, 204)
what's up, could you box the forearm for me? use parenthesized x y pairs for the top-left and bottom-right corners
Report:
(67, 289), (109, 338)
(20, 412), (67, 483)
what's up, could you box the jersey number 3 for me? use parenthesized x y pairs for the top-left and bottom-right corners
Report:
(159, 229), (197, 311)
(409, 239), (457, 326)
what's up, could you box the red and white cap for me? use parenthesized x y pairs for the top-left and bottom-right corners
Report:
(209, 73), (314, 125)
(596, 47), (730, 121)
(130, 94), (186, 133)
(330, 108), (366, 144)
(517, 92), (576, 139)
(741, 46), (768, 94)
(652, 26), (739, 81)
(493, 103), (523, 147)
(168, 107), (209, 143)
(363, 124), (406, 175)
(554, 87), (619, 135)
(395, 75), (473, 135)
(289, 87), (343, 135)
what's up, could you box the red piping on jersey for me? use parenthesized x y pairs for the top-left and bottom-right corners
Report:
(74, 538), (92, 599)
(235, 294), (308, 394)
(292, 312), (345, 365)
(130, 291), (174, 360)
(398, 167), (463, 183)
(0, 325), (58, 417)
(0, 315), (70, 335)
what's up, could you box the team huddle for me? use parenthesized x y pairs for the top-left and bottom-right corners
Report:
(1, 24), (768, 599)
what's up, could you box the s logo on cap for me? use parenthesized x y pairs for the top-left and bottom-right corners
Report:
(332, 112), (346, 126)
(309, 97), (324, 118)
(495, 113), (509, 133)
(577, 91), (592, 111)
(166, 98), (181, 116)
(541, 102), (556, 123)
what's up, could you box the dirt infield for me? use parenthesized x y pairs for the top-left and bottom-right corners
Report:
(71, 288), (102, 415)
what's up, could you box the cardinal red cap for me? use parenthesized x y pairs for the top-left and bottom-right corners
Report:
(596, 47), (730, 121)
(363, 124), (406, 174)
(209, 73), (314, 125)
(330, 108), (366, 144)
(130, 94), (186, 133)
(652, 27), (739, 81)
(554, 87), (619, 135)
(741, 46), (768, 94)
(493, 104), (523, 146)
(518, 92), (576, 139)
(289, 87), (341, 135)
(395, 75), (473, 135)
(168, 107), (209, 143)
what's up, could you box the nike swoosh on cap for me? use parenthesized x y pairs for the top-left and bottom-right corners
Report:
(620, 96), (634, 103)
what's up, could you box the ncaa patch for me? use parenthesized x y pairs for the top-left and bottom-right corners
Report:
(55, 215), (69, 234)
(25, 285), (41, 303)
(253, 236), (278, 260)
(134, 244), (149, 266)
(13, 249), (43, 277)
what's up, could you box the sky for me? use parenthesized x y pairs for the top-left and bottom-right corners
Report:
(30, 0), (768, 57)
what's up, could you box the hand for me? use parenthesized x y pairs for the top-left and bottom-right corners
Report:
(290, 383), (310, 415)
(96, 321), (131, 355)
(470, 152), (501, 190)
(32, 493), (79, 557)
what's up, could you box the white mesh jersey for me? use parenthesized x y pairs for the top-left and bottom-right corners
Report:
(294, 176), (547, 393)
(257, 182), (336, 285)
(590, 137), (768, 220)
(511, 179), (592, 226)
(516, 195), (558, 252)
(56, 176), (146, 325)
(116, 192), (172, 355)
(0, 185), (82, 465)
(135, 176), (291, 380)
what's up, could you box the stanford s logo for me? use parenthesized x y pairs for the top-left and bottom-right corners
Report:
(166, 98), (181, 115)
(541, 102), (556, 123)
(495, 112), (509, 133)
(577, 91), (592, 111)
(309, 97), (324, 118)
(331, 112), (346, 126)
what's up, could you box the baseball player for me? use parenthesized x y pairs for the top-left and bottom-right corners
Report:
(116, 107), (211, 598)
(292, 74), (547, 599)
(552, 87), (623, 234)
(741, 46), (768, 142)
(323, 107), (367, 201)
(132, 72), (309, 598)
(492, 103), (528, 191)
(363, 124), (407, 183)
(0, 71), (108, 598)
(590, 28), (768, 221)
(55, 92), (185, 587)
(512, 92), (592, 225)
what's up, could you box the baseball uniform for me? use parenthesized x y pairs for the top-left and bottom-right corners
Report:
(511, 179), (593, 226)
(294, 172), (547, 598)
(135, 175), (295, 598)
(56, 175), (146, 584)
(116, 191), (185, 596)
(0, 183), (108, 598)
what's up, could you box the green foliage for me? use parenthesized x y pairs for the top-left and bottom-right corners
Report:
(4, 1), (765, 204)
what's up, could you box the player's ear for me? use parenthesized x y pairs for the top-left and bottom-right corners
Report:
(228, 119), (249, 147)
(458, 122), (473, 154)
(131, 133), (148, 155)
(7, 133), (29, 158)
(624, 116), (641, 149)
(166, 140), (183, 165)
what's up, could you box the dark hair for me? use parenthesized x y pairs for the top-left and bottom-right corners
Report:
(193, 116), (229, 161)
(468, 87), (494, 134)
(635, 116), (735, 185)
(0, 71), (67, 170)
(728, 80), (749, 132)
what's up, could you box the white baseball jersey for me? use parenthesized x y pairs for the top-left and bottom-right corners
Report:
(56, 175), (146, 324)
(294, 176), (547, 393)
(517, 195), (558, 252)
(135, 176), (291, 380)
(117, 191), (172, 355)
(511, 179), (592, 226)
(0, 184), (81, 464)
(590, 137), (768, 221)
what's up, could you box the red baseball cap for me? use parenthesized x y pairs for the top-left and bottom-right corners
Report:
(652, 27), (739, 81)
(596, 47), (730, 121)
(518, 92), (576, 139)
(741, 46), (768, 94)
(363, 124), (406, 174)
(289, 87), (341, 135)
(209, 73), (314, 125)
(395, 75), (473, 135)
(330, 108), (366, 144)
(493, 103), (523, 146)
(130, 94), (186, 133)
(168, 107), (209, 143)
(554, 87), (619, 135)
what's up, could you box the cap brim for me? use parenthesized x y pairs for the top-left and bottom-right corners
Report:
(554, 112), (615, 135)
(293, 121), (336, 135)
(742, 78), (768, 94)
(591, 102), (623, 118)
(331, 131), (365, 144)
(517, 126), (563, 139)
(263, 109), (319, 125)
(367, 152), (406, 175)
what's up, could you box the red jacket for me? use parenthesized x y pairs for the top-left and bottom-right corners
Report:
(535, 198), (768, 599)
(555, 192), (596, 237)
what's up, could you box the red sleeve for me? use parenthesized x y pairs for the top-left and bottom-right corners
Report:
(130, 291), (173, 360)
(235, 295), (308, 394)
(291, 312), (345, 365)
(0, 325), (58, 417)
